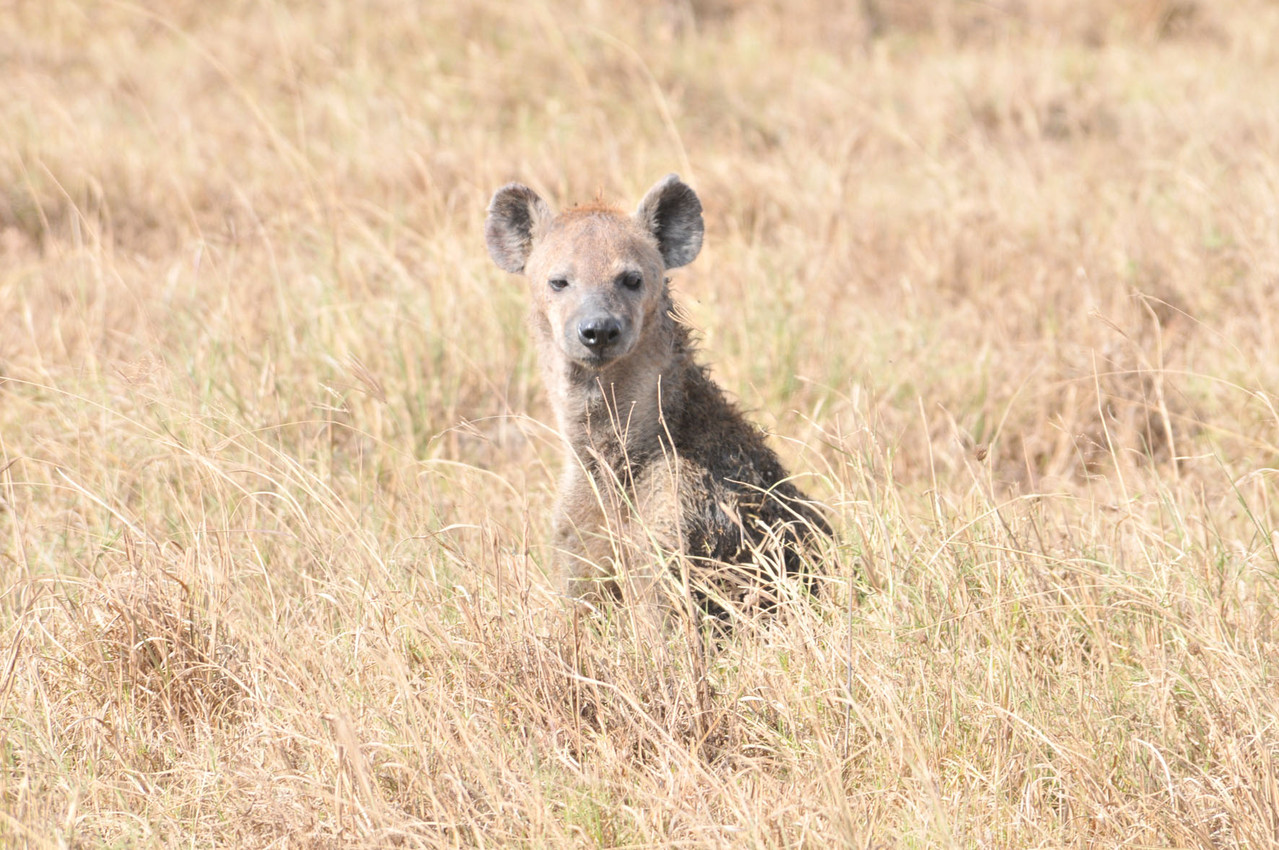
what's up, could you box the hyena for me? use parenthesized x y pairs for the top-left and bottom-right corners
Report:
(484, 174), (830, 618)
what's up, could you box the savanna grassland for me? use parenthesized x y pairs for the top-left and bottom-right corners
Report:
(4, 0), (1279, 846)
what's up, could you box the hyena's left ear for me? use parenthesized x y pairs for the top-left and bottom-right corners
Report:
(634, 173), (703, 269)
(485, 183), (554, 274)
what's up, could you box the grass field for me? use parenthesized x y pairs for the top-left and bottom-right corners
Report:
(4, 0), (1279, 845)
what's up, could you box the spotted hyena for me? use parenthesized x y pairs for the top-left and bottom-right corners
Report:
(485, 174), (830, 618)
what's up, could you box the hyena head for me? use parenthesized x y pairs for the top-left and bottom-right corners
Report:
(485, 174), (703, 369)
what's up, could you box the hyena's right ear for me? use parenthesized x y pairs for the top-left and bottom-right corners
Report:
(485, 184), (553, 274)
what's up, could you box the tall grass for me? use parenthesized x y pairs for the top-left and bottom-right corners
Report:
(3, 0), (1279, 845)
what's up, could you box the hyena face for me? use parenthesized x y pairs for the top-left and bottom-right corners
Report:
(524, 212), (664, 367)
(485, 175), (704, 370)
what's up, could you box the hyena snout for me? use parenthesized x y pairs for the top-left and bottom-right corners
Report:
(566, 306), (634, 363)
(577, 315), (622, 349)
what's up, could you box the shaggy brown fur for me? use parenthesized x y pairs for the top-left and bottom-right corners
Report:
(485, 174), (830, 618)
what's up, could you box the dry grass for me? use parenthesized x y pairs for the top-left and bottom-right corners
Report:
(4, 0), (1279, 845)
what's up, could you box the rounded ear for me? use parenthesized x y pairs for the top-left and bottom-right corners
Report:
(634, 173), (703, 269)
(485, 183), (553, 274)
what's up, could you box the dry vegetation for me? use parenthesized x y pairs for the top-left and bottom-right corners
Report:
(3, 0), (1279, 845)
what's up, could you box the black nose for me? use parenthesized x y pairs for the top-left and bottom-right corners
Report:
(578, 317), (622, 349)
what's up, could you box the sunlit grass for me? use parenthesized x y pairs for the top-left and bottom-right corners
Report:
(3, 0), (1279, 845)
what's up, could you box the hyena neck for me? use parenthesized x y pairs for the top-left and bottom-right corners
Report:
(543, 304), (693, 481)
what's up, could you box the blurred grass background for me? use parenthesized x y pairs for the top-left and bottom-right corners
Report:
(3, 0), (1279, 845)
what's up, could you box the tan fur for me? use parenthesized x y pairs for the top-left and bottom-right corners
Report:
(486, 175), (829, 618)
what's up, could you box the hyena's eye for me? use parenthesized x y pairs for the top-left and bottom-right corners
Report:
(548, 278), (569, 292)
(618, 271), (643, 291)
